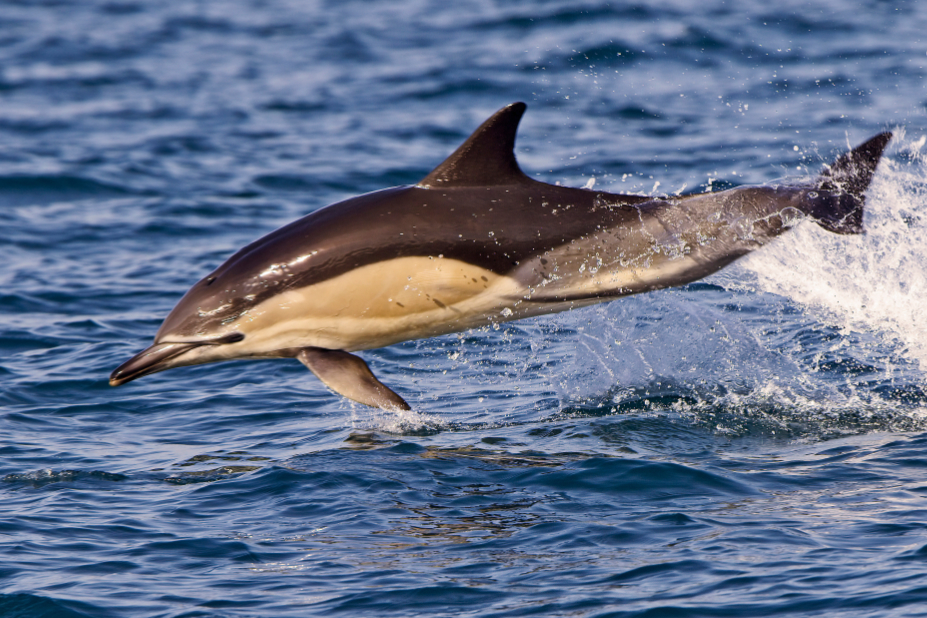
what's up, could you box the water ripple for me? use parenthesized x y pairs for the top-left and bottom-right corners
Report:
(2, 0), (927, 616)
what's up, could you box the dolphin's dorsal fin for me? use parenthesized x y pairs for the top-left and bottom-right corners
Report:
(418, 102), (530, 188)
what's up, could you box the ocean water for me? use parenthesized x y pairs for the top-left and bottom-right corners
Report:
(3, 0), (927, 616)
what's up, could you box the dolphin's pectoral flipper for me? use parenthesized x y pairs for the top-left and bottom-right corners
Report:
(297, 348), (410, 411)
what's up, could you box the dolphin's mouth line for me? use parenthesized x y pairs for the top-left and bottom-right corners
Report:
(110, 341), (204, 387)
(109, 332), (245, 387)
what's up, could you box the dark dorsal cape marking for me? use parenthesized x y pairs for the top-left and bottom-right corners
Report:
(162, 104), (651, 337)
(158, 105), (890, 342)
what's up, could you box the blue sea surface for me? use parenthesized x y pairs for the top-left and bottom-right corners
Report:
(3, 1), (927, 616)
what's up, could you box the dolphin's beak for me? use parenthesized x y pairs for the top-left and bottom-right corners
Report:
(109, 342), (205, 386)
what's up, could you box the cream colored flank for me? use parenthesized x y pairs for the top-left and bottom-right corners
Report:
(214, 246), (701, 358)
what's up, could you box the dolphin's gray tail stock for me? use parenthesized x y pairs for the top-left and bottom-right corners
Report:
(807, 131), (893, 234)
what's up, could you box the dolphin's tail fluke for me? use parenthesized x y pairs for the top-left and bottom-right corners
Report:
(807, 131), (892, 234)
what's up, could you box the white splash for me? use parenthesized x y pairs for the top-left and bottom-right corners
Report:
(350, 403), (449, 435)
(742, 132), (927, 369)
(539, 137), (927, 436)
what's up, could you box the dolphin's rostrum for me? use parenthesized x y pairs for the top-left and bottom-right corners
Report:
(110, 103), (892, 410)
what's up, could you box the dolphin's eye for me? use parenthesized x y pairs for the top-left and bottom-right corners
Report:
(205, 276), (217, 286)
(213, 332), (245, 344)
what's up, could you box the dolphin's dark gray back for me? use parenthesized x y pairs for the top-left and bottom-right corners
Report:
(158, 103), (891, 339)
(158, 105), (656, 337)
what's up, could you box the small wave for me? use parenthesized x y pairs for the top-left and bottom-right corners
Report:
(0, 593), (105, 618)
(3, 469), (127, 487)
(475, 4), (658, 33)
(164, 465), (262, 484)
(260, 99), (328, 113)
(252, 174), (315, 192)
(158, 450), (270, 484)
(548, 363), (927, 440)
(515, 456), (754, 499)
(0, 175), (130, 207)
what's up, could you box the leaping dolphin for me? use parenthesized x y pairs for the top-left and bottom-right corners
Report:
(110, 102), (891, 410)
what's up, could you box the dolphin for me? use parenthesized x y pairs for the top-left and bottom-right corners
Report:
(110, 102), (891, 410)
